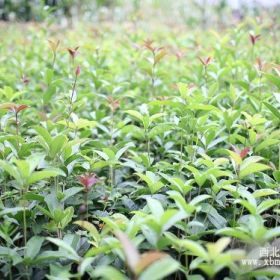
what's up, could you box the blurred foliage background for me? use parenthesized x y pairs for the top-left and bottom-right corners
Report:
(0, 0), (279, 28)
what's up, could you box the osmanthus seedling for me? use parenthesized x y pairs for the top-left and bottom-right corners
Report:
(67, 65), (81, 128)
(0, 103), (28, 137)
(92, 142), (134, 190)
(36, 191), (74, 239)
(73, 218), (180, 279)
(48, 39), (60, 68)
(21, 74), (30, 85)
(249, 33), (261, 60)
(135, 171), (164, 194)
(106, 96), (121, 188)
(249, 33), (261, 46)
(0, 154), (65, 246)
(114, 231), (179, 280)
(217, 214), (280, 246)
(173, 49), (185, 63)
(227, 146), (270, 179)
(232, 188), (280, 218)
(263, 68), (280, 120)
(130, 198), (190, 248)
(125, 109), (165, 166)
(142, 39), (167, 98)
(67, 46), (79, 66)
(198, 56), (212, 88)
(253, 57), (268, 110)
(78, 173), (98, 220)
(164, 233), (244, 279)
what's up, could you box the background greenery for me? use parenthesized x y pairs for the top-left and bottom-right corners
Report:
(0, 1), (280, 280)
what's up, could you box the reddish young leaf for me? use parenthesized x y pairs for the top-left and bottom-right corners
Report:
(249, 34), (261, 45)
(67, 46), (79, 59)
(78, 173), (98, 192)
(143, 39), (155, 52)
(174, 50), (185, 61)
(239, 147), (250, 159)
(15, 105), (29, 114)
(0, 103), (28, 114)
(115, 231), (140, 273)
(21, 75), (30, 85)
(107, 96), (120, 112)
(256, 57), (263, 71)
(48, 39), (60, 52)
(75, 65), (81, 76)
(135, 251), (167, 274)
(198, 56), (212, 66)
(154, 48), (167, 65)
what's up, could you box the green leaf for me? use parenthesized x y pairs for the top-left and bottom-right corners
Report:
(216, 228), (251, 242)
(253, 189), (278, 198)
(115, 231), (140, 273)
(0, 160), (21, 185)
(239, 163), (270, 179)
(28, 168), (65, 185)
(263, 227), (280, 240)
(62, 187), (83, 202)
(255, 138), (279, 152)
(126, 110), (144, 122)
(74, 220), (100, 243)
(79, 257), (95, 275)
(273, 170), (280, 182)
(148, 124), (173, 138)
(206, 237), (230, 258)
(265, 73), (280, 90)
(46, 237), (80, 262)
(160, 209), (187, 232)
(0, 207), (25, 216)
(115, 142), (134, 160)
(182, 240), (208, 259)
(190, 195), (211, 206)
(147, 198), (164, 220)
(257, 199), (280, 214)
(22, 192), (44, 202)
(25, 236), (44, 260)
(264, 102), (280, 120)
(139, 256), (179, 280)
(0, 247), (22, 265)
(49, 135), (67, 158)
(93, 266), (128, 280)
(34, 126), (52, 147)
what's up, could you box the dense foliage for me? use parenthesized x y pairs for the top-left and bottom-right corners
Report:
(0, 13), (280, 280)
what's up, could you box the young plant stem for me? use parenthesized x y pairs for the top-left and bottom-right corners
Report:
(276, 144), (280, 228)
(151, 52), (156, 98)
(23, 206), (27, 246)
(57, 227), (63, 239)
(251, 45), (255, 63)
(258, 73), (262, 111)
(21, 188), (27, 248)
(109, 109), (115, 189)
(67, 72), (78, 128)
(85, 191), (88, 221)
(232, 178), (241, 227)
(279, 144), (280, 171)
(52, 51), (57, 69)
(109, 165), (114, 190)
(9, 262), (12, 280)
(15, 112), (20, 148)
(179, 129), (183, 170)
(54, 176), (59, 194)
(145, 129), (151, 167)
(204, 65), (208, 89)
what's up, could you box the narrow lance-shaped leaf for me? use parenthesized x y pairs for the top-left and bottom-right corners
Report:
(28, 168), (65, 185)
(115, 231), (140, 273)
